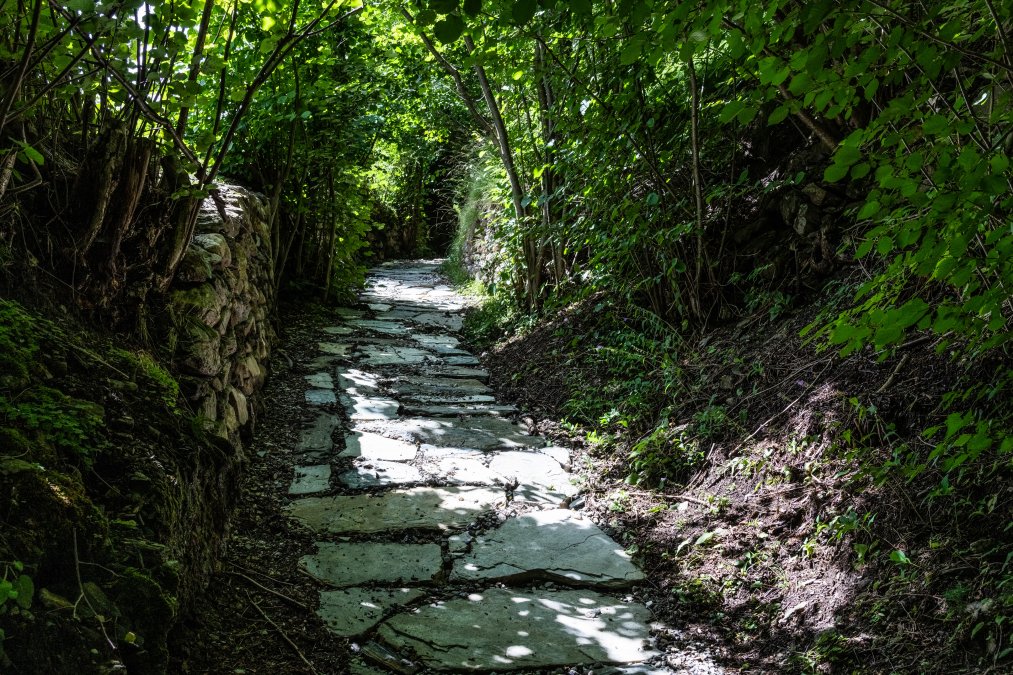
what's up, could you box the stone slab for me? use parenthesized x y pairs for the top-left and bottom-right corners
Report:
(322, 325), (354, 336)
(289, 464), (331, 495)
(318, 342), (352, 357)
(401, 404), (517, 418)
(411, 333), (460, 348)
(433, 366), (489, 381)
(422, 449), (505, 486)
(317, 587), (424, 637)
(412, 312), (464, 331)
(358, 345), (430, 366)
(305, 371), (334, 389)
(489, 451), (578, 506)
(342, 394), (400, 421)
(305, 389), (337, 406)
(376, 588), (658, 670)
(339, 460), (424, 488)
(286, 486), (502, 534)
(392, 377), (492, 396)
(442, 355), (482, 366)
(451, 509), (644, 588)
(340, 431), (417, 461)
(357, 418), (541, 451)
(367, 303), (392, 312)
(301, 542), (442, 587)
(296, 413), (341, 456)
(345, 319), (407, 335)
(399, 394), (498, 405)
(336, 368), (381, 395)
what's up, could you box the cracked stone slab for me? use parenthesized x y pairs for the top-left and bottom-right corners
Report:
(358, 345), (430, 366)
(296, 413), (341, 457)
(339, 460), (424, 488)
(376, 587), (658, 670)
(341, 393), (400, 421)
(305, 389), (337, 406)
(451, 509), (645, 588)
(391, 377), (492, 397)
(345, 319), (408, 335)
(442, 355), (482, 366)
(401, 403), (517, 418)
(318, 342), (352, 357)
(318, 587), (425, 637)
(288, 464), (331, 495)
(337, 368), (381, 395)
(422, 448), (505, 486)
(340, 431), (417, 461)
(286, 486), (502, 534)
(301, 542), (441, 587)
(488, 451), (578, 506)
(305, 371), (334, 389)
(322, 325), (354, 336)
(411, 312), (464, 331)
(357, 417), (541, 451)
(411, 333), (460, 348)
(399, 393), (498, 406)
(432, 366), (490, 381)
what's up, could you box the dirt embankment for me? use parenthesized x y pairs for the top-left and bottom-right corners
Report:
(475, 279), (1012, 673)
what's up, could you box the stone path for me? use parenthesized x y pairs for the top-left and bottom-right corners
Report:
(285, 261), (676, 673)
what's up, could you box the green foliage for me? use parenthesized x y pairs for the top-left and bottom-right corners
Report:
(112, 349), (180, 412)
(628, 422), (705, 487)
(0, 387), (106, 467)
(0, 302), (39, 384)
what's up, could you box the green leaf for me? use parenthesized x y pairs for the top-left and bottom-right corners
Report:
(511, 0), (537, 24)
(569, 0), (592, 16)
(646, 192), (659, 206)
(462, 0), (482, 16)
(824, 164), (849, 182)
(430, 0), (459, 13)
(16, 142), (44, 165)
(767, 105), (790, 125)
(14, 575), (33, 610)
(857, 200), (880, 219)
(433, 15), (465, 43)
(620, 39), (643, 66)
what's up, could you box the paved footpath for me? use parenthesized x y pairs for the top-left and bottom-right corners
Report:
(286, 261), (678, 673)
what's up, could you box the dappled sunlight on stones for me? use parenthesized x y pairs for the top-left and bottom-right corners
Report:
(278, 261), (684, 672)
(451, 509), (645, 588)
(339, 431), (417, 461)
(338, 460), (424, 488)
(317, 587), (423, 637)
(375, 588), (658, 670)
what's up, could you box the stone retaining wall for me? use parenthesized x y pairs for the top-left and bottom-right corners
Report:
(168, 185), (275, 446)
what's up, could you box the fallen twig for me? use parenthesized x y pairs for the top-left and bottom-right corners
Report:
(229, 569), (307, 609)
(248, 593), (318, 675)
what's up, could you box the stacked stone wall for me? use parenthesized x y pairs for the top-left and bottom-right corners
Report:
(168, 185), (275, 446)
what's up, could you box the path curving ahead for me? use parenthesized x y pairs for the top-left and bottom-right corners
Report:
(285, 261), (668, 673)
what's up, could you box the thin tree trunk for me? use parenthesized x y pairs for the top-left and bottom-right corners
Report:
(688, 57), (705, 319)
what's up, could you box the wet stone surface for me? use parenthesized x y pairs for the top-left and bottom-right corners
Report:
(282, 261), (678, 672)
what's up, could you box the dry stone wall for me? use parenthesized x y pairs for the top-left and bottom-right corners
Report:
(168, 185), (275, 446)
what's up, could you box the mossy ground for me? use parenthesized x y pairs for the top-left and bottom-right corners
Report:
(0, 299), (223, 674)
